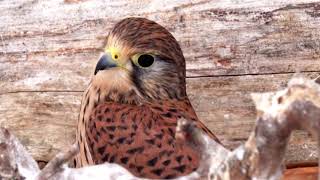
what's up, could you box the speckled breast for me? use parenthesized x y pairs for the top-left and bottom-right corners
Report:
(86, 102), (200, 179)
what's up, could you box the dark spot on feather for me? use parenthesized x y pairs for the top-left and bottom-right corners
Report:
(105, 96), (112, 102)
(129, 90), (136, 96)
(192, 167), (197, 171)
(162, 159), (171, 166)
(132, 124), (138, 131)
(126, 146), (144, 154)
(98, 146), (105, 155)
(175, 155), (183, 163)
(168, 138), (174, 145)
(151, 168), (164, 176)
(102, 153), (109, 161)
(129, 163), (136, 169)
(168, 128), (175, 137)
(101, 127), (107, 134)
(137, 166), (144, 173)
(109, 155), (116, 163)
(127, 139), (134, 144)
(120, 157), (129, 164)
(169, 108), (177, 113)
(153, 106), (162, 111)
(187, 155), (192, 161)
(147, 121), (152, 129)
(117, 137), (126, 144)
(118, 125), (127, 130)
(90, 141), (94, 149)
(168, 150), (174, 156)
(118, 93), (125, 103)
(121, 113), (127, 122)
(130, 132), (136, 137)
(97, 115), (103, 121)
(162, 112), (172, 118)
(106, 126), (116, 131)
(94, 101), (98, 108)
(93, 133), (99, 142)
(164, 174), (176, 179)
(147, 157), (158, 166)
(173, 165), (186, 173)
(96, 131), (101, 138)
(132, 114), (137, 123)
(145, 139), (155, 145)
(155, 133), (163, 139)
(97, 88), (101, 99)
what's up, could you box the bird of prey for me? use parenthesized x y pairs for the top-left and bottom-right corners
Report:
(74, 17), (219, 179)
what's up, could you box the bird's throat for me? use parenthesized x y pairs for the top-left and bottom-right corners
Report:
(87, 70), (142, 108)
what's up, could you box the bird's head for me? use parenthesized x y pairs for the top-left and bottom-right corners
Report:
(92, 17), (187, 103)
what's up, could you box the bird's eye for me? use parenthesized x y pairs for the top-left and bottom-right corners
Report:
(132, 54), (155, 68)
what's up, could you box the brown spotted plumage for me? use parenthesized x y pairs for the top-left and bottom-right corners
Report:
(75, 17), (219, 179)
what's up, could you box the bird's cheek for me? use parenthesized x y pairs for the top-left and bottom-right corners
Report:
(123, 61), (134, 72)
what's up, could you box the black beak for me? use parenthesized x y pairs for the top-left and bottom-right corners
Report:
(94, 54), (118, 75)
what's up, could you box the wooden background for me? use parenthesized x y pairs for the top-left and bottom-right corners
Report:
(0, 0), (320, 166)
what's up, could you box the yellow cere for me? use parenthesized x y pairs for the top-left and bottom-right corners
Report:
(105, 47), (120, 61)
(104, 47), (129, 71)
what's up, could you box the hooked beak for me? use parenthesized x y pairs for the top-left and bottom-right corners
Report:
(94, 53), (118, 75)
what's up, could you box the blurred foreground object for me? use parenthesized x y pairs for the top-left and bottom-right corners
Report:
(0, 76), (319, 179)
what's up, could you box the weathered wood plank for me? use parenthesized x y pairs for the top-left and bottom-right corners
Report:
(1, 0), (320, 94)
(0, 92), (81, 161)
(1, 73), (319, 164)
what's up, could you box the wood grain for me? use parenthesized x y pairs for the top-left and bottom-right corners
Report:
(283, 167), (318, 180)
(0, 92), (80, 161)
(0, 0), (320, 166)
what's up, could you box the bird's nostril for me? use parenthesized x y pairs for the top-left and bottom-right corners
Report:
(94, 54), (118, 75)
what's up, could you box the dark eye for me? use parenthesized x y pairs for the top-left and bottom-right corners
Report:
(137, 54), (154, 68)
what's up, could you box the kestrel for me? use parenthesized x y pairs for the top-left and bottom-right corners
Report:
(75, 17), (219, 179)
